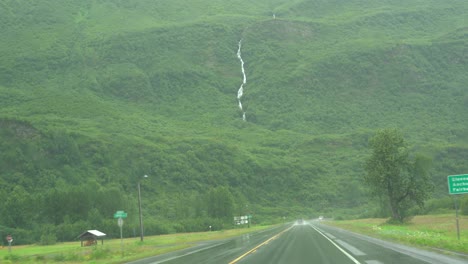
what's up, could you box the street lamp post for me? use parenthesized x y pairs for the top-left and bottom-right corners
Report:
(138, 175), (148, 242)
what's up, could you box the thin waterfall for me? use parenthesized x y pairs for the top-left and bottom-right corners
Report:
(237, 40), (247, 121)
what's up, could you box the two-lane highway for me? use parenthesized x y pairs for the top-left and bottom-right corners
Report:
(129, 221), (468, 264)
(232, 224), (358, 264)
(234, 222), (467, 264)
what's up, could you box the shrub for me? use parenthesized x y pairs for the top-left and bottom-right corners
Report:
(461, 197), (468, 216)
(53, 254), (66, 261)
(65, 253), (82, 261)
(40, 232), (57, 245)
(4, 254), (20, 261)
(89, 247), (111, 260)
(143, 219), (174, 235)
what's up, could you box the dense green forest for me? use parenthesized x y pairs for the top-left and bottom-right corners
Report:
(0, 0), (467, 244)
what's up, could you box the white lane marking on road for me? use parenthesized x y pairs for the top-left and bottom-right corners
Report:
(324, 232), (336, 239)
(365, 261), (383, 264)
(336, 239), (366, 256)
(149, 241), (229, 263)
(310, 225), (361, 264)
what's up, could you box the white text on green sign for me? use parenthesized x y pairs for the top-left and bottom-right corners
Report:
(114, 211), (128, 218)
(448, 174), (468, 195)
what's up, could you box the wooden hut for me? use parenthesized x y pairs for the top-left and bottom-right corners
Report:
(77, 230), (106, 247)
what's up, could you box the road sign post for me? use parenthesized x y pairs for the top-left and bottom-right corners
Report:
(6, 235), (13, 253)
(114, 211), (127, 256)
(447, 174), (468, 241)
(118, 218), (124, 256)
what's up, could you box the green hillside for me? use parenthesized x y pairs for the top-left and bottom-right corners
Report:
(0, 0), (467, 244)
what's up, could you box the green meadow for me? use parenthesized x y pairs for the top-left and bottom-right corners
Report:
(327, 214), (468, 255)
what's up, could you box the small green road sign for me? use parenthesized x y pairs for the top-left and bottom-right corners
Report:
(114, 211), (127, 219)
(448, 174), (468, 195)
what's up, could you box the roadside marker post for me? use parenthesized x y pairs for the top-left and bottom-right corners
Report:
(114, 211), (127, 256)
(447, 174), (468, 241)
(6, 235), (13, 253)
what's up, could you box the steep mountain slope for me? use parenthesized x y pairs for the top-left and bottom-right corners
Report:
(0, 0), (467, 242)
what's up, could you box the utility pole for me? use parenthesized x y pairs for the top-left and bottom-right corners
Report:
(138, 175), (148, 242)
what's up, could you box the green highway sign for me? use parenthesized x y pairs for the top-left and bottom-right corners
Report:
(448, 174), (468, 195)
(114, 210), (127, 219)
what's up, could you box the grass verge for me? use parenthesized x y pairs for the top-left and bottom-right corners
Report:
(324, 214), (468, 255)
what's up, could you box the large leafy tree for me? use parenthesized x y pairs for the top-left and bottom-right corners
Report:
(364, 129), (433, 223)
(206, 186), (234, 221)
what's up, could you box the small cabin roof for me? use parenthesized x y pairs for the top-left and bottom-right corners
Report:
(78, 230), (106, 238)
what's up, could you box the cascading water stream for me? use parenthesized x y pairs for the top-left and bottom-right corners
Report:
(236, 40), (247, 121)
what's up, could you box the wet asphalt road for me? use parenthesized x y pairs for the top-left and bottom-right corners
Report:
(128, 221), (467, 264)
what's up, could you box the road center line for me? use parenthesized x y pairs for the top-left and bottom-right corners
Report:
(310, 225), (362, 264)
(228, 226), (293, 264)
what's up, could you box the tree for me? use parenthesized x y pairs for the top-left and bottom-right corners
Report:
(1, 185), (35, 228)
(206, 186), (234, 221)
(364, 129), (433, 223)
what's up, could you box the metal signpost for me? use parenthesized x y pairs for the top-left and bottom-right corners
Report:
(114, 211), (128, 256)
(234, 215), (252, 227)
(447, 174), (468, 241)
(6, 235), (13, 253)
